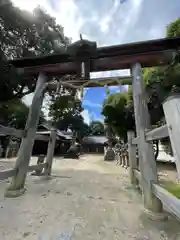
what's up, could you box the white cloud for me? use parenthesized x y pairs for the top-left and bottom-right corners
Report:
(99, 0), (120, 33)
(109, 86), (120, 91)
(22, 92), (50, 119)
(81, 109), (104, 124)
(22, 93), (34, 106)
(116, 0), (143, 42)
(89, 112), (104, 122)
(12, 0), (44, 12)
(109, 85), (129, 92)
(83, 88), (90, 97)
(12, 0), (84, 42)
(47, 0), (84, 41)
(81, 109), (91, 124)
(83, 100), (101, 108)
(99, 16), (111, 33)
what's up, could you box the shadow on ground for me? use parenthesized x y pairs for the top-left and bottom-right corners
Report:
(0, 155), (180, 239)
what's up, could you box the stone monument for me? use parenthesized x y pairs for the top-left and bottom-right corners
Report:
(104, 123), (115, 161)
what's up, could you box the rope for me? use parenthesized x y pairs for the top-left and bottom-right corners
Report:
(53, 76), (123, 99)
(51, 49), (179, 98)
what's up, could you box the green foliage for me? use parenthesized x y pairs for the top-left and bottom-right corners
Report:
(0, 2), (70, 102)
(145, 18), (180, 127)
(0, 1), (70, 128)
(160, 180), (180, 199)
(102, 18), (180, 141)
(49, 94), (83, 125)
(102, 91), (135, 140)
(0, 99), (45, 129)
(89, 120), (104, 136)
(48, 93), (89, 138)
(166, 18), (180, 37)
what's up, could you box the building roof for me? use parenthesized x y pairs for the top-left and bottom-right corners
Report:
(83, 136), (108, 145)
(56, 130), (72, 140)
(37, 124), (72, 141)
(37, 123), (51, 131)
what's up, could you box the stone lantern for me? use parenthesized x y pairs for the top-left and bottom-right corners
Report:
(104, 123), (115, 161)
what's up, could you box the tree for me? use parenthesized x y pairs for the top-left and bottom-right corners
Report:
(48, 93), (90, 139)
(0, 1), (71, 128)
(0, 98), (45, 157)
(49, 94), (83, 127)
(89, 120), (104, 136)
(102, 91), (135, 141)
(0, 99), (45, 129)
(144, 18), (180, 156)
(166, 18), (180, 37)
(144, 18), (180, 125)
(0, 2), (70, 102)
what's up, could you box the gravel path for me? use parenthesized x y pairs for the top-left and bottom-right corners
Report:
(0, 155), (180, 239)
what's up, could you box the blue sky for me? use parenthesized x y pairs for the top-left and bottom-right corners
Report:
(13, 0), (180, 124)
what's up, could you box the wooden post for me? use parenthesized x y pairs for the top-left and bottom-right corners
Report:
(125, 144), (129, 168)
(128, 131), (139, 186)
(125, 150), (129, 168)
(131, 63), (162, 213)
(163, 94), (180, 178)
(5, 137), (11, 158)
(0, 144), (2, 158)
(44, 129), (56, 177)
(122, 147), (124, 165)
(5, 73), (47, 198)
(119, 146), (123, 165)
(122, 146), (126, 167)
(116, 153), (119, 165)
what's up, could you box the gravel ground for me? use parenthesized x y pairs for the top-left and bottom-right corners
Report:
(157, 162), (178, 182)
(0, 155), (180, 239)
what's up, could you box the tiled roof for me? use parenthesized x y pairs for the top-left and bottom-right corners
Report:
(83, 136), (108, 144)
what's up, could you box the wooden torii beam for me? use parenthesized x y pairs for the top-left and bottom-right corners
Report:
(9, 37), (180, 86)
(9, 36), (180, 69)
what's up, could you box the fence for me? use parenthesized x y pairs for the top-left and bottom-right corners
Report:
(116, 110), (180, 220)
(115, 62), (180, 220)
(0, 124), (56, 184)
(116, 144), (130, 168)
(124, 91), (180, 220)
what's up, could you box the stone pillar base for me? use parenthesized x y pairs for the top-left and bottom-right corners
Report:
(104, 147), (115, 161)
(143, 208), (168, 221)
(5, 188), (26, 198)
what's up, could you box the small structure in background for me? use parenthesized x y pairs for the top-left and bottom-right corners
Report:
(82, 136), (108, 153)
(64, 140), (81, 159)
(31, 154), (46, 176)
(32, 123), (72, 156)
(6, 137), (20, 158)
(0, 134), (20, 159)
(82, 135), (117, 154)
(104, 124), (116, 161)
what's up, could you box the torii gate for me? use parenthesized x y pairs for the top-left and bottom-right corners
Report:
(5, 36), (180, 214)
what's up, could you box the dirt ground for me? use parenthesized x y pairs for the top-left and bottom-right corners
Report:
(157, 162), (178, 182)
(0, 155), (180, 239)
